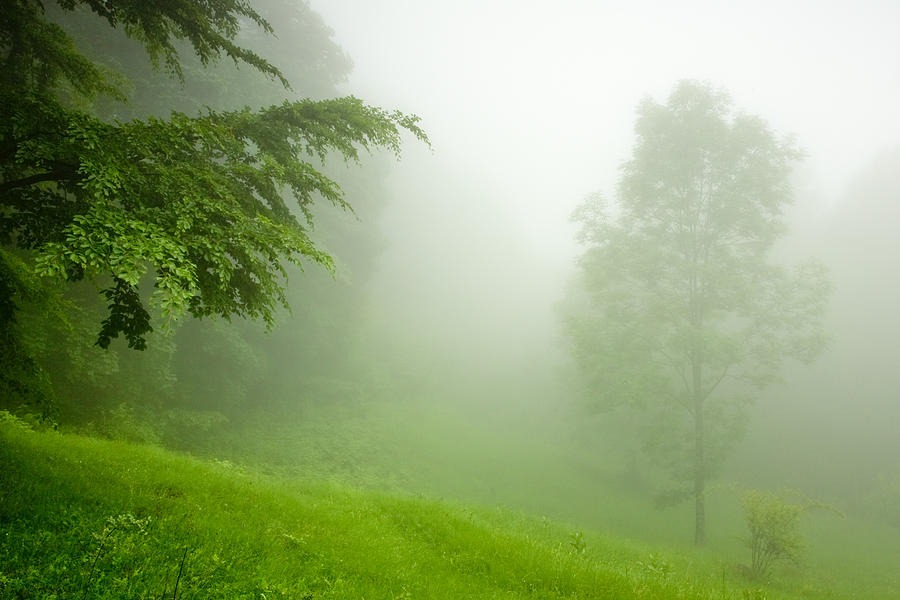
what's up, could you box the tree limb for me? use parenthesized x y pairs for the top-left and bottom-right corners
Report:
(0, 169), (77, 194)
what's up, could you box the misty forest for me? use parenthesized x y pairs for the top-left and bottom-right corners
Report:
(2, 1), (899, 598)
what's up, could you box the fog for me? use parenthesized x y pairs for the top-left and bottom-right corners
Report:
(307, 0), (900, 474)
(317, 0), (900, 211)
(311, 0), (900, 368)
(12, 0), (900, 595)
(210, 2), (900, 578)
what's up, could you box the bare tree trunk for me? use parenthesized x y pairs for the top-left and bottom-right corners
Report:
(693, 356), (706, 546)
(689, 233), (706, 546)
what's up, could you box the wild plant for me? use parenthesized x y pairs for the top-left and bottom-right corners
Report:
(569, 530), (587, 555)
(741, 489), (839, 579)
(638, 552), (674, 578)
(81, 513), (152, 597)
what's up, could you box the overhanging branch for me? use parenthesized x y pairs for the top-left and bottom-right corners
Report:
(0, 169), (77, 194)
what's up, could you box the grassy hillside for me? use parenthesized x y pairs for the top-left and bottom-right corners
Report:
(2, 415), (786, 600)
(131, 399), (900, 600)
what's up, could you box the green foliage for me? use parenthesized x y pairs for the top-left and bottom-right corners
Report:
(83, 402), (162, 445)
(0, 410), (36, 432)
(48, 0), (286, 86)
(80, 513), (153, 597)
(742, 490), (823, 580)
(638, 553), (675, 579)
(0, 249), (70, 416)
(6, 89), (426, 348)
(565, 80), (829, 543)
(1, 0), (428, 358)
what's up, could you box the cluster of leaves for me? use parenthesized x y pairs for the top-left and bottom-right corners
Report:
(7, 92), (425, 349)
(0, 0), (427, 412)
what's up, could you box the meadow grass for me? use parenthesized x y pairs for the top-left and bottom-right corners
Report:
(56, 399), (900, 599)
(165, 400), (900, 595)
(0, 418), (801, 599)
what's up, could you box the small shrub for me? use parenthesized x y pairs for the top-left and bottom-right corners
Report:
(0, 410), (34, 432)
(741, 489), (834, 579)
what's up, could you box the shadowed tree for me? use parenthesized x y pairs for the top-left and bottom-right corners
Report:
(565, 81), (829, 545)
(0, 0), (427, 409)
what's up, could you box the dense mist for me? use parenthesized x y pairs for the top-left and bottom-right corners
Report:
(310, 0), (900, 507)
(308, 0), (900, 585)
(3, 0), (900, 597)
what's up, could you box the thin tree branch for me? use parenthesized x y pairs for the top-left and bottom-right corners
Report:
(0, 169), (77, 194)
(702, 363), (732, 402)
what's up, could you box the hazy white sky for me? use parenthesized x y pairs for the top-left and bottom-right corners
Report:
(310, 0), (899, 262)
(305, 0), (900, 362)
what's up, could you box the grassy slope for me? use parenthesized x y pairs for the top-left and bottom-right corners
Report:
(2, 420), (783, 600)
(164, 400), (900, 600)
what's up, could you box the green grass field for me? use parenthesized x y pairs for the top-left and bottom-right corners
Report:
(2, 412), (897, 599)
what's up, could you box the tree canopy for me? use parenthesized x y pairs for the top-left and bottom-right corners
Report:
(0, 0), (427, 360)
(565, 81), (828, 544)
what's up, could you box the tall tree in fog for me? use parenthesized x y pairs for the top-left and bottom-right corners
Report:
(566, 81), (829, 545)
